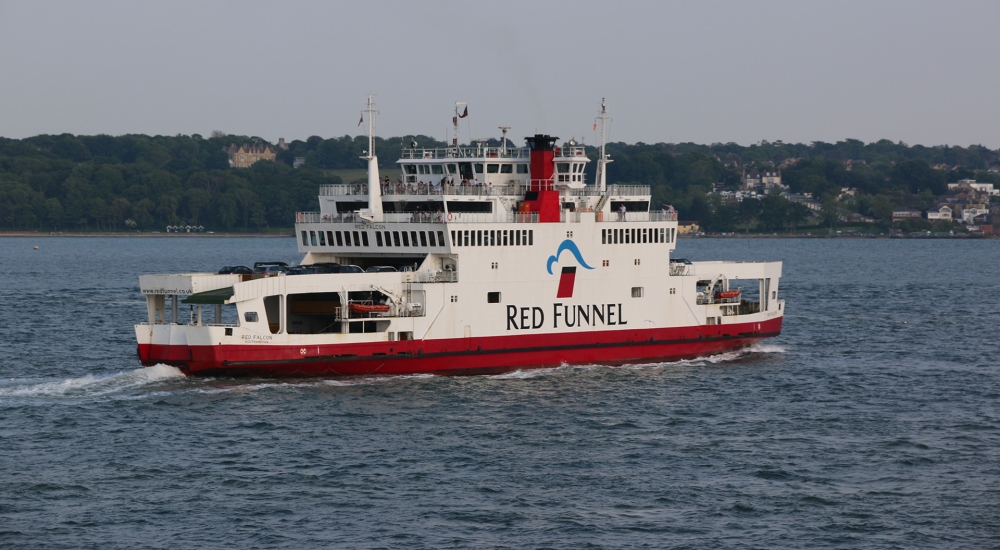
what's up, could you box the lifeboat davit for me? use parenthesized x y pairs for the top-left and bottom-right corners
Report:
(349, 303), (391, 314)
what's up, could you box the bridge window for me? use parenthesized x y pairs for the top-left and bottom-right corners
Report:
(418, 165), (430, 174)
(361, 232), (370, 247)
(438, 231), (446, 246)
(557, 163), (570, 173)
(487, 164), (499, 173)
(500, 164), (513, 173)
(402, 231), (410, 246)
(384, 231), (392, 247)
(393, 231), (401, 247)
(428, 231), (436, 247)
(301, 231), (308, 246)
(474, 163), (483, 173)
(318, 231), (326, 246)
(327, 231), (334, 246)
(516, 164), (528, 174)
(405, 165), (416, 174)
(410, 231), (418, 247)
(432, 165), (444, 174)
(376, 232), (383, 246)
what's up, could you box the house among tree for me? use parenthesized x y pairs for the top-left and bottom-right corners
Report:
(947, 179), (998, 198)
(677, 221), (700, 234)
(226, 143), (276, 168)
(926, 205), (952, 221)
(891, 208), (922, 221)
(742, 169), (783, 191)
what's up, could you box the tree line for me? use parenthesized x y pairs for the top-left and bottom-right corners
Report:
(600, 139), (999, 232)
(1, 132), (997, 232)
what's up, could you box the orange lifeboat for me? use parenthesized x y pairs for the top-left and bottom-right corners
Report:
(349, 303), (391, 314)
(715, 290), (740, 300)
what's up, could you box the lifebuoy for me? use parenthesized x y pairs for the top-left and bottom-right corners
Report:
(296, 212), (303, 223)
(447, 212), (453, 221)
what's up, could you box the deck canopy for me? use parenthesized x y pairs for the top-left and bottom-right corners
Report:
(182, 286), (234, 305)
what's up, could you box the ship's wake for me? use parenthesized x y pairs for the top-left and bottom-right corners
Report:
(490, 342), (788, 379)
(0, 364), (185, 401)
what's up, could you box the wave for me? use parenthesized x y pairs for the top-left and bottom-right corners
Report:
(0, 364), (185, 400)
(489, 343), (788, 380)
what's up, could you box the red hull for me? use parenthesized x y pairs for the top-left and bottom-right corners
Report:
(139, 317), (782, 377)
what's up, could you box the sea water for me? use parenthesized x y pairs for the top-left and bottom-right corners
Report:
(1, 236), (998, 548)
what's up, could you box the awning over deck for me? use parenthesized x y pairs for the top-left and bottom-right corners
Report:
(182, 286), (234, 305)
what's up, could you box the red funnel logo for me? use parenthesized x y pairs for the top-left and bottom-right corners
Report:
(556, 266), (577, 298)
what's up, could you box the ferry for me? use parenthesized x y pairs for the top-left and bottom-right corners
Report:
(135, 98), (784, 376)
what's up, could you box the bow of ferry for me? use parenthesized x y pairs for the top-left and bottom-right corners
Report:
(135, 98), (783, 377)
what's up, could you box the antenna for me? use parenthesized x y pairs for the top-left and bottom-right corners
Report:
(499, 126), (510, 155)
(363, 93), (378, 160)
(359, 94), (383, 222)
(595, 98), (613, 193)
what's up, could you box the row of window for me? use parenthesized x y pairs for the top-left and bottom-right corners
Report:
(451, 229), (533, 247)
(404, 163), (531, 175)
(602, 227), (675, 245)
(303, 229), (448, 249)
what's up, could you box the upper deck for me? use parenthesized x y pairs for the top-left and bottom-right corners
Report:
(318, 182), (652, 199)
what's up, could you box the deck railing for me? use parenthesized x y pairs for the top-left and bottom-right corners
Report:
(398, 146), (530, 160)
(296, 211), (539, 225)
(296, 210), (674, 225)
(600, 211), (678, 222)
(319, 182), (530, 197)
(569, 184), (651, 197)
(318, 182), (652, 198)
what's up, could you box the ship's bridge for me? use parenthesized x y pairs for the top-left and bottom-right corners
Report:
(395, 144), (589, 187)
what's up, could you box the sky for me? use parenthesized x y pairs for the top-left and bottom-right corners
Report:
(1, 0), (998, 148)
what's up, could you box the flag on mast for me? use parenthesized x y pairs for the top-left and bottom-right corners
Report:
(358, 115), (364, 127)
(593, 123), (597, 131)
(459, 106), (469, 119)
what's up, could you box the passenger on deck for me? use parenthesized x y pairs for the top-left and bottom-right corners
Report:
(618, 203), (627, 221)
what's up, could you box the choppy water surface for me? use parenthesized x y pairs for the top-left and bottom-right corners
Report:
(1, 237), (998, 548)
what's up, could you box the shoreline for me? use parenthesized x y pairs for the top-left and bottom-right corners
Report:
(0, 232), (294, 238)
(1, 231), (995, 240)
